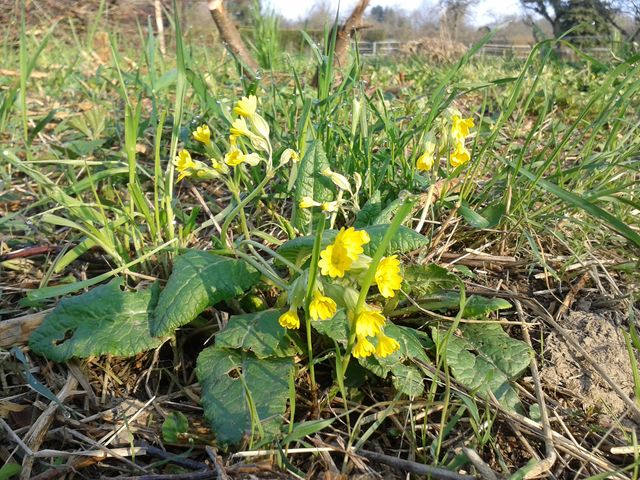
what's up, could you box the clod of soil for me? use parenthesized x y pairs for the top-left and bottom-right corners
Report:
(541, 310), (636, 423)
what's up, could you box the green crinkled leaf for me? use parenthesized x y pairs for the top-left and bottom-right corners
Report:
(196, 347), (293, 444)
(29, 280), (163, 361)
(463, 296), (512, 318)
(372, 197), (404, 225)
(291, 141), (334, 233)
(403, 263), (459, 296)
(151, 250), (260, 337)
(432, 323), (532, 412)
(354, 191), (382, 228)
(391, 364), (425, 397)
(162, 412), (189, 443)
(411, 292), (511, 319)
(277, 224), (429, 267)
(311, 310), (349, 344)
(216, 309), (295, 359)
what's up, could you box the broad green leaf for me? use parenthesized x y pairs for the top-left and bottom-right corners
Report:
(403, 263), (459, 296)
(151, 251), (260, 337)
(354, 191), (382, 228)
(196, 347), (293, 444)
(291, 141), (334, 233)
(463, 296), (512, 318)
(216, 309), (295, 358)
(29, 280), (163, 361)
(372, 198), (404, 225)
(162, 411), (189, 443)
(432, 323), (532, 412)
(391, 364), (425, 397)
(277, 224), (429, 267)
(311, 310), (349, 344)
(411, 293), (511, 319)
(0, 463), (21, 480)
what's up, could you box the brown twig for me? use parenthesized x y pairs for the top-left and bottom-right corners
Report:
(515, 299), (557, 478)
(0, 245), (58, 261)
(20, 374), (79, 480)
(113, 471), (217, 480)
(355, 449), (474, 480)
(461, 447), (499, 480)
(0, 310), (49, 348)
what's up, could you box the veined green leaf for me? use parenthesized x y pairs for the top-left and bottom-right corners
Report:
(433, 323), (532, 412)
(151, 250), (260, 337)
(291, 140), (334, 233)
(196, 346), (293, 444)
(216, 309), (295, 359)
(29, 280), (164, 361)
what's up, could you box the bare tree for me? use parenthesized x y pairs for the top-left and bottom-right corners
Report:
(438, 0), (477, 41)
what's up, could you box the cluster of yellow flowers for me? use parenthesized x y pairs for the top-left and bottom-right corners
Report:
(174, 94), (299, 182)
(278, 227), (402, 359)
(416, 113), (475, 172)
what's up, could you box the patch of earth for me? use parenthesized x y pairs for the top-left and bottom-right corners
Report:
(541, 309), (636, 423)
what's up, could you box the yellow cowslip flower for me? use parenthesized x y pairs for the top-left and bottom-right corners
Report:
(416, 152), (434, 172)
(322, 168), (351, 192)
(321, 201), (340, 213)
(229, 134), (238, 146)
(175, 150), (196, 181)
(192, 124), (211, 145)
(353, 335), (376, 358)
(451, 115), (474, 142)
(230, 118), (252, 138)
(280, 148), (299, 165)
(309, 291), (337, 321)
(318, 244), (352, 278)
(334, 227), (370, 262)
(224, 146), (261, 167)
(450, 141), (471, 168)
(279, 309), (300, 329)
(233, 95), (257, 118)
(355, 308), (386, 338)
(211, 158), (229, 175)
(375, 333), (400, 358)
(374, 255), (403, 298)
(299, 197), (321, 209)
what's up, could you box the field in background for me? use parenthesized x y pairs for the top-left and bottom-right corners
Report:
(1, 3), (640, 479)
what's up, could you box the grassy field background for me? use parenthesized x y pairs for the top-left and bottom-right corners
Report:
(1, 2), (640, 479)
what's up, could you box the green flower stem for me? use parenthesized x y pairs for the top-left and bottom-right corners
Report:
(304, 214), (327, 394)
(341, 196), (415, 376)
(220, 170), (274, 248)
(232, 249), (288, 290)
(239, 239), (303, 273)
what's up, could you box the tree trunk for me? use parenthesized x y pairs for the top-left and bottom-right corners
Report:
(207, 0), (259, 78)
(333, 0), (370, 69)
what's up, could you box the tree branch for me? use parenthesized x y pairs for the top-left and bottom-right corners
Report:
(207, 0), (259, 79)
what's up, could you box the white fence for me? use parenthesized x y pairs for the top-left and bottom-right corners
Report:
(354, 40), (626, 60)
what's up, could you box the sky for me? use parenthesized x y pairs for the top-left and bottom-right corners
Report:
(264, 0), (524, 26)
